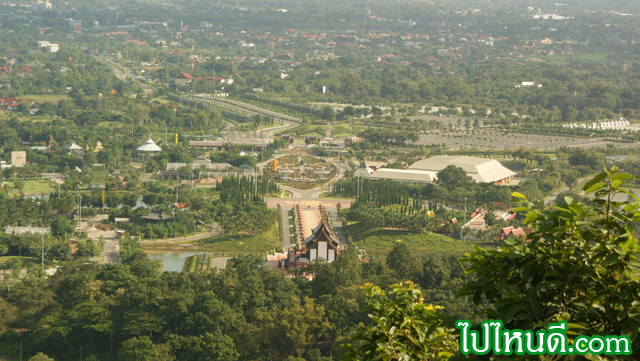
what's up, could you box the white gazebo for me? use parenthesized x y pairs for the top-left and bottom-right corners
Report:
(137, 138), (162, 158)
(64, 141), (83, 154)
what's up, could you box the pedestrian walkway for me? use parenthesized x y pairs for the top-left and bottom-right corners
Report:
(281, 206), (292, 251)
(327, 210), (347, 245)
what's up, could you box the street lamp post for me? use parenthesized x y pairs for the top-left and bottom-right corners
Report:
(462, 197), (467, 240)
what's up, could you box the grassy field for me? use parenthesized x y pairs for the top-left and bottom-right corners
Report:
(346, 222), (491, 255)
(284, 122), (363, 137)
(151, 97), (172, 104)
(2, 179), (55, 195)
(23, 94), (70, 103)
(568, 52), (611, 63)
(0, 113), (55, 123)
(98, 121), (125, 128)
(331, 123), (364, 137)
(285, 124), (326, 137)
(276, 155), (330, 167)
(0, 256), (56, 269)
(195, 225), (280, 253)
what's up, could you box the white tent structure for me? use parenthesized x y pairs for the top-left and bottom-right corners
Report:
(368, 155), (516, 185)
(409, 155), (515, 184)
(137, 139), (162, 157)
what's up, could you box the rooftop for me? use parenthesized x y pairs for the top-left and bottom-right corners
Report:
(409, 155), (515, 183)
(137, 138), (162, 152)
(4, 226), (50, 235)
(369, 168), (437, 183)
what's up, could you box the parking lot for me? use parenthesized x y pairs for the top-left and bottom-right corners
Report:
(417, 129), (636, 151)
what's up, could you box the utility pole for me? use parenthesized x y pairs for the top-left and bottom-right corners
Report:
(211, 47), (216, 98)
(41, 232), (44, 273)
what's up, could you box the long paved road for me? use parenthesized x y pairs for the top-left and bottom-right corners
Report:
(265, 156), (351, 249)
(281, 206), (292, 251)
(95, 55), (154, 95)
(543, 177), (590, 205)
(189, 95), (301, 123)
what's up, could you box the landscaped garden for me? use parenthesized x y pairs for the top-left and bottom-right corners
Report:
(196, 224), (280, 254)
(264, 155), (337, 190)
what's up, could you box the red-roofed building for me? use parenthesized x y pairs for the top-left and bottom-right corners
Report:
(175, 72), (194, 86)
(497, 226), (533, 243)
(18, 66), (34, 77)
(163, 103), (178, 111)
(0, 98), (17, 105)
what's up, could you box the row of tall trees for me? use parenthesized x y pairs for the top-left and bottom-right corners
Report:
(216, 175), (279, 205)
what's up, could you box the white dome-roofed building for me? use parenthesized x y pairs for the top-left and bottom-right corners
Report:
(409, 155), (515, 184)
(64, 141), (83, 154)
(367, 155), (515, 185)
(368, 168), (437, 184)
(137, 138), (162, 158)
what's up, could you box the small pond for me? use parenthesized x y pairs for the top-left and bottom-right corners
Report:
(147, 251), (222, 272)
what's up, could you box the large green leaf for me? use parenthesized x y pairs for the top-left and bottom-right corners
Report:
(582, 172), (607, 192)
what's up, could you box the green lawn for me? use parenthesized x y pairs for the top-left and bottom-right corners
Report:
(346, 222), (491, 255)
(0, 113), (55, 123)
(319, 192), (354, 200)
(284, 122), (363, 137)
(276, 155), (329, 167)
(151, 97), (172, 104)
(2, 179), (55, 195)
(98, 121), (125, 128)
(0, 256), (56, 269)
(331, 123), (364, 137)
(23, 180), (54, 195)
(23, 94), (70, 103)
(285, 124), (326, 137)
(571, 52), (611, 63)
(196, 224), (280, 253)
